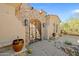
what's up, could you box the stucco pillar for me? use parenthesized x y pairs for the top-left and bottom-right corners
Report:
(44, 24), (48, 40)
(41, 23), (43, 40)
(25, 18), (30, 46)
(41, 23), (47, 40)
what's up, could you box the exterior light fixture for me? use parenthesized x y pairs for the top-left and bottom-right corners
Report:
(24, 19), (28, 26)
(43, 23), (45, 27)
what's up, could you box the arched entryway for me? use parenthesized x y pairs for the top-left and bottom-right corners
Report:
(29, 19), (42, 44)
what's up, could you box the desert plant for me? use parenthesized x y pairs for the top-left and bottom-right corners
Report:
(64, 41), (72, 45)
(74, 50), (79, 56)
(27, 48), (32, 54)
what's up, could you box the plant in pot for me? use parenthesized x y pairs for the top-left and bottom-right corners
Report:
(12, 36), (24, 52)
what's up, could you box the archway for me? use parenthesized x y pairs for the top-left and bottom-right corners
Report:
(29, 19), (41, 43)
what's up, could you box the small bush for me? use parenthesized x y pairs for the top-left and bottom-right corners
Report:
(27, 48), (32, 54)
(64, 41), (72, 45)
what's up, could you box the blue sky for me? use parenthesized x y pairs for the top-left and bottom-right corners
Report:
(30, 3), (79, 22)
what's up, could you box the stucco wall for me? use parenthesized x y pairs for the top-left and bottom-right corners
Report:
(0, 4), (25, 47)
(46, 15), (60, 39)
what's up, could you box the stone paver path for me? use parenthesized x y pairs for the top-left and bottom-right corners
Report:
(27, 35), (79, 56)
(27, 40), (67, 56)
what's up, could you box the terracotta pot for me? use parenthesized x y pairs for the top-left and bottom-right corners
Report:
(12, 39), (24, 52)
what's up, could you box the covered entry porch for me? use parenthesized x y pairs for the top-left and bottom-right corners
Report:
(29, 19), (42, 44)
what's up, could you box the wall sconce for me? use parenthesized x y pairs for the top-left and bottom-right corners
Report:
(43, 23), (45, 27)
(24, 19), (28, 26)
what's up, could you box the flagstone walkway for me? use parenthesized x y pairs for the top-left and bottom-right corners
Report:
(27, 35), (79, 56)
(27, 40), (67, 56)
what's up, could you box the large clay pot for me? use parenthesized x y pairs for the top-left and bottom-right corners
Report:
(12, 39), (24, 52)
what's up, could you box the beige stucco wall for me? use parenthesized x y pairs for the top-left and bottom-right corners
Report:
(18, 4), (47, 41)
(46, 15), (61, 39)
(0, 4), (26, 47)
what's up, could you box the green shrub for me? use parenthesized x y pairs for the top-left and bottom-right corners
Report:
(64, 41), (72, 45)
(27, 48), (32, 54)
